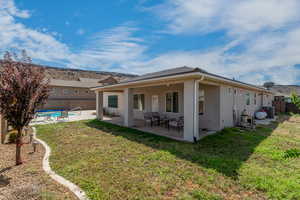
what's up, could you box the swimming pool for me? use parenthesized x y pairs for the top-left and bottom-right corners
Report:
(36, 111), (76, 118)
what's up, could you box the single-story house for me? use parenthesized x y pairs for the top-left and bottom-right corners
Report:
(91, 67), (274, 142)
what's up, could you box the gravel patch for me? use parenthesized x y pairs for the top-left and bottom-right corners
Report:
(0, 131), (76, 200)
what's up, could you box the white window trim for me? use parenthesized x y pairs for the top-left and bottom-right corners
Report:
(164, 90), (180, 113)
(245, 92), (251, 106)
(199, 89), (205, 115)
(107, 95), (119, 108)
(133, 93), (145, 111)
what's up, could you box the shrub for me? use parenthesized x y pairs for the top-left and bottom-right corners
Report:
(7, 130), (27, 144)
(283, 149), (300, 159)
(8, 130), (18, 143)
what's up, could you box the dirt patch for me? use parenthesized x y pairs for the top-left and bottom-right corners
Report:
(288, 116), (300, 123)
(0, 132), (76, 200)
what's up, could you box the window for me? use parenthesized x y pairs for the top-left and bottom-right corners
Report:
(245, 92), (250, 105)
(50, 88), (56, 95)
(108, 95), (118, 108)
(63, 89), (69, 95)
(133, 94), (145, 111)
(199, 90), (205, 115)
(254, 93), (257, 105)
(166, 92), (179, 113)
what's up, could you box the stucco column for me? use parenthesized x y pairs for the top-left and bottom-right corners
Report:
(96, 91), (104, 120)
(124, 88), (134, 127)
(183, 80), (199, 142)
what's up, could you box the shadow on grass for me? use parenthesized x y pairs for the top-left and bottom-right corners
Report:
(85, 117), (283, 179)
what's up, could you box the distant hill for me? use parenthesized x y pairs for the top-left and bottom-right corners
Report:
(0, 61), (136, 82)
(268, 85), (300, 97)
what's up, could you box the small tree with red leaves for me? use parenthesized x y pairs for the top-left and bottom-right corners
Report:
(0, 51), (50, 165)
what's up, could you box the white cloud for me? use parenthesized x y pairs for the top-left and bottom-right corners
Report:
(68, 24), (148, 71)
(135, 28), (300, 85)
(0, 0), (30, 18)
(0, 0), (147, 72)
(0, 0), (71, 64)
(148, 0), (300, 36)
(1, 0), (300, 85)
(140, 0), (300, 84)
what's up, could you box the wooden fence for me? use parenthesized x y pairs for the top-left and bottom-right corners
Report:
(286, 103), (300, 114)
(273, 96), (300, 114)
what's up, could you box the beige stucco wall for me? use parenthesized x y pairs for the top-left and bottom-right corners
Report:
(219, 85), (270, 129)
(263, 93), (274, 107)
(43, 86), (96, 110)
(132, 83), (184, 120)
(103, 92), (124, 116)
(49, 86), (95, 98)
(101, 80), (274, 132)
(199, 84), (221, 131)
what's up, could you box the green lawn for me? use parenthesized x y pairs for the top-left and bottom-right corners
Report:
(36, 116), (300, 200)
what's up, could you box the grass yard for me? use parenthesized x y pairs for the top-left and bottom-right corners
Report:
(36, 115), (300, 200)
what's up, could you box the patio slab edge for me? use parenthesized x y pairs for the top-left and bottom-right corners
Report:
(32, 127), (89, 200)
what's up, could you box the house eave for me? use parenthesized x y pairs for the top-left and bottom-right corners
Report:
(91, 71), (273, 94)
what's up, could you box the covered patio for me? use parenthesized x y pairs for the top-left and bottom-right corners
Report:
(103, 116), (184, 140)
(96, 81), (202, 142)
(93, 69), (221, 142)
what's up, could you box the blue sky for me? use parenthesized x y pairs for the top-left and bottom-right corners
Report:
(1, 0), (300, 85)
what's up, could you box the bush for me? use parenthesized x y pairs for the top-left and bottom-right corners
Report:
(283, 148), (300, 159)
(8, 130), (18, 143)
(6, 128), (29, 143)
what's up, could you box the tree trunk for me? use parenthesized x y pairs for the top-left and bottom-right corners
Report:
(15, 129), (23, 165)
(1, 131), (4, 144)
(0, 115), (6, 144)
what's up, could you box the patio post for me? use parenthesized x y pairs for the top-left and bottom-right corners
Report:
(184, 80), (199, 142)
(96, 91), (103, 120)
(124, 88), (134, 127)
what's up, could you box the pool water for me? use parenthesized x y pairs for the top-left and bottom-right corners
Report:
(36, 111), (76, 118)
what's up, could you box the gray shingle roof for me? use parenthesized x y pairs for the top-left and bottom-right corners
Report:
(120, 66), (205, 83)
(92, 66), (269, 92)
(79, 77), (110, 83)
(49, 79), (101, 88)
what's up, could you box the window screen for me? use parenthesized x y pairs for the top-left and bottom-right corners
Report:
(166, 92), (179, 113)
(133, 94), (144, 111)
(108, 95), (118, 108)
(246, 93), (250, 105)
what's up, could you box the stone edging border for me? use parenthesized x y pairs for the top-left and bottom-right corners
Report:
(32, 127), (89, 200)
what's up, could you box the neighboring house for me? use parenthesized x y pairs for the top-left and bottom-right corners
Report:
(92, 66), (274, 142)
(43, 76), (118, 110)
(0, 60), (135, 111)
(268, 85), (300, 102)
